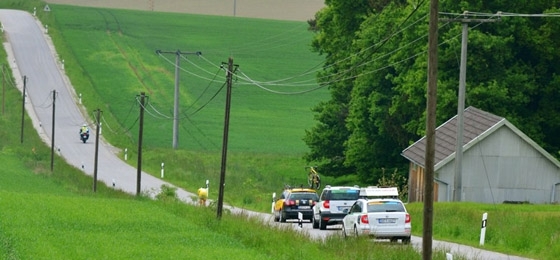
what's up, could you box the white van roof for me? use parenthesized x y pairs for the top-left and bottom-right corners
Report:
(359, 186), (399, 198)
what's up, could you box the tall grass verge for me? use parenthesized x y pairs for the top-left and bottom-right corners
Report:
(407, 202), (560, 259)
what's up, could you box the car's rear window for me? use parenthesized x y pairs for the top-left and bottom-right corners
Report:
(289, 193), (318, 200)
(367, 201), (405, 213)
(328, 189), (360, 200)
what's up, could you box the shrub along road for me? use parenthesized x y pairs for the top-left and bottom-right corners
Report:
(0, 9), (529, 260)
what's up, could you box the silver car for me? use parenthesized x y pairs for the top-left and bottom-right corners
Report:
(341, 198), (411, 243)
(312, 185), (361, 230)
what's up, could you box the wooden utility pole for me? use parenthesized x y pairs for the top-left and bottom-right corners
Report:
(424, 0), (439, 259)
(20, 76), (27, 143)
(217, 57), (237, 219)
(137, 92), (146, 196)
(50, 90), (56, 172)
(155, 50), (201, 149)
(93, 109), (102, 192)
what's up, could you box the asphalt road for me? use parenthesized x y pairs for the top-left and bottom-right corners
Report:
(0, 9), (530, 260)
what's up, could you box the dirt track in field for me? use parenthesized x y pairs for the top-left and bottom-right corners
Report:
(45, 0), (324, 21)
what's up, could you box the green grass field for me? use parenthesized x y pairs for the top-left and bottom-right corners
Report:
(45, 4), (328, 155)
(1, 1), (559, 259)
(0, 53), (426, 259)
(38, 3), (345, 212)
(406, 203), (560, 259)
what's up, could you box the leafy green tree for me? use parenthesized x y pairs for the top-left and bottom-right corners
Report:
(307, 0), (560, 184)
(303, 0), (373, 177)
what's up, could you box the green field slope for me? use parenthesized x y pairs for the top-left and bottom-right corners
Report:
(45, 4), (328, 155)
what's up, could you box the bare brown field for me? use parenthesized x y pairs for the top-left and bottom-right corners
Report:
(45, 0), (324, 21)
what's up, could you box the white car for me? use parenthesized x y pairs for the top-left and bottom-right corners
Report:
(341, 198), (411, 243)
(312, 185), (361, 230)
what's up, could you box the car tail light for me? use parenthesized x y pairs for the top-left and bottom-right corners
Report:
(405, 213), (411, 223)
(323, 200), (330, 209)
(284, 200), (295, 206)
(360, 214), (369, 224)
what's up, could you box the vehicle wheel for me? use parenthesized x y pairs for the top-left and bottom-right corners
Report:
(82, 138), (86, 143)
(273, 211), (279, 222)
(390, 238), (398, 243)
(353, 226), (359, 237)
(319, 216), (327, 230)
(402, 237), (411, 244)
(280, 210), (286, 223)
(312, 215), (319, 229)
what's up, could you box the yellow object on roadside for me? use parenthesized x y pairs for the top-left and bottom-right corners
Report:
(197, 188), (208, 199)
(197, 187), (208, 206)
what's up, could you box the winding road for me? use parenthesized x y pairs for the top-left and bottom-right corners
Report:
(0, 9), (530, 260)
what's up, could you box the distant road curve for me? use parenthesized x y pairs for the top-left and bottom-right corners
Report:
(44, 0), (325, 22)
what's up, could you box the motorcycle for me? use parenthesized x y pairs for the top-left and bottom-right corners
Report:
(80, 132), (89, 143)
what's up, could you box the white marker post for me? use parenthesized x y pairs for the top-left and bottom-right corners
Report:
(79, 93), (82, 104)
(271, 192), (276, 214)
(297, 212), (303, 228)
(124, 148), (128, 160)
(160, 162), (164, 178)
(480, 212), (488, 246)
(446, 253), (453, 260)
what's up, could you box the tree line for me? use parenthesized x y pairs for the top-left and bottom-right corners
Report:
(304, 0), (560, 185)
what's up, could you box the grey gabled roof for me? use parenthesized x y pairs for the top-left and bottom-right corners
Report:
(401, 106), (503, 168)
(402, 106), (560, 170)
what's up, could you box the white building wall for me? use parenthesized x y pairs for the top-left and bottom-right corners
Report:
(436, 126), (560, 204)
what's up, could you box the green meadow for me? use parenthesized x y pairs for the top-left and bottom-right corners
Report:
(406, 202), (560, 259)
(38, 3), (342, 212)
(1, 1), (558, 259)
(0, 47), (425, 259)
(45, 4), (328, 154)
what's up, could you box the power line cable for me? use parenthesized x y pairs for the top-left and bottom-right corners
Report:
(181, 54), (226, 80)
(157, 52), (220, 82)
(204, 23), (312, 55)
(180, 115), (222, 151)
(146, 101), (172, 119)
(183, 65), (224, 114)
(440, 11), (560, 18)
(238, 70), (326, 95)
(186, 82), (227, 117)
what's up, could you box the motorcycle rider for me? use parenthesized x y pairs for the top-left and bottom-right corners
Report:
(79, 124), (90, 135)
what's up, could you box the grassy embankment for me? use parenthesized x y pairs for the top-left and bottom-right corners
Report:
(1, 1), (558, 259)
(0, 17), (427, 259)
(40, 4), (347, 213)
(407, 202), (560, 259)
